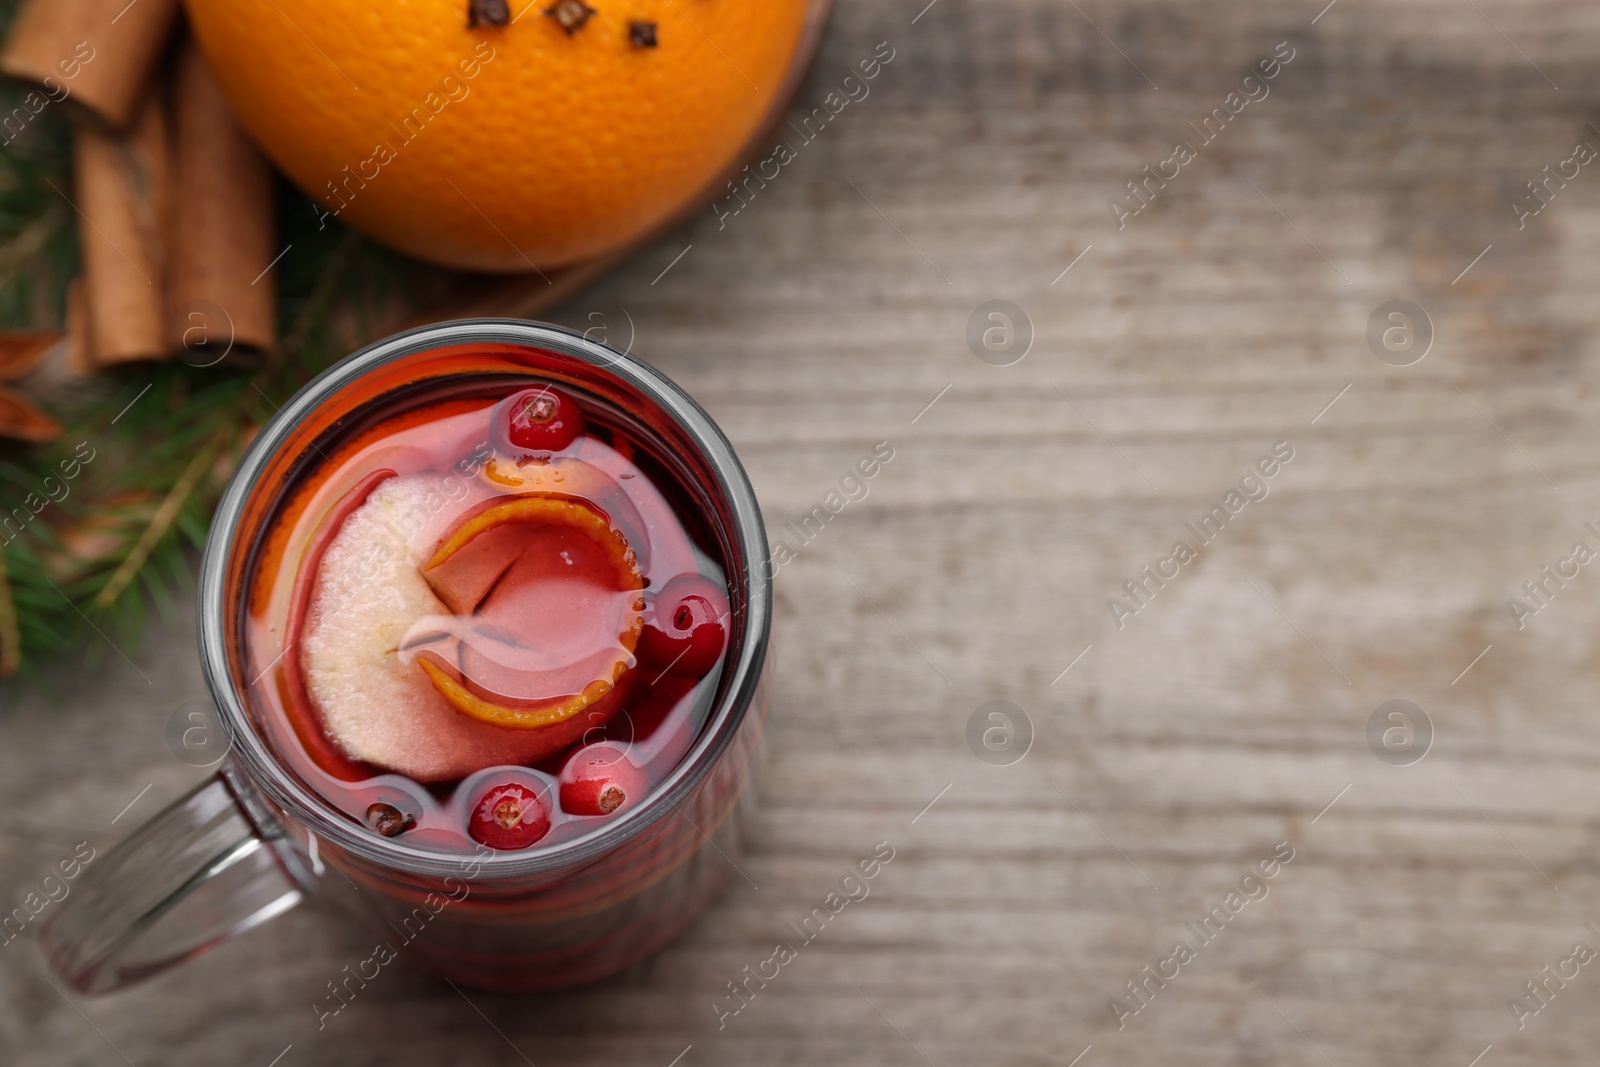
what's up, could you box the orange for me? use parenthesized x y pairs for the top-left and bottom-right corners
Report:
(184, 0), (814, 271)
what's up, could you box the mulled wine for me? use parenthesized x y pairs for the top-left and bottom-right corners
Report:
(242, 373), (731, 853)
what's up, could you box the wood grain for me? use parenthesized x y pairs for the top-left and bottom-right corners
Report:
(9, 0), (1600, 1064)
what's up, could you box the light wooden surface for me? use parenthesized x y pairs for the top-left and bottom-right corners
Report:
(9, 0), (1600, 1063)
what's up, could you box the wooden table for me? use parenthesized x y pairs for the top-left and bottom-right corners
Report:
(8, 0), (1600, 1063)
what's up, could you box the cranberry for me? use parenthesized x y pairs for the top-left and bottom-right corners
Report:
(638, 575), (729, 679)
(496, 386), (584, 455)
(467, 781), (552, 850)
(559, 745), (647, 816)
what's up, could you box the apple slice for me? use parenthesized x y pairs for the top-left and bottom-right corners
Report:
(281, 467), (397, 781)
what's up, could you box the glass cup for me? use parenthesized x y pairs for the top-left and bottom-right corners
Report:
(39, 319), (772, 994)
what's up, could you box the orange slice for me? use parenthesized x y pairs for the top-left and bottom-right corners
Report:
(415, 658), (624, 731)
(419, 494), (644, 731)
(478, 452), (654, 576)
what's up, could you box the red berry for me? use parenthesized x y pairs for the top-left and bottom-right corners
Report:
(497, 386), (584, 455)
(638, 575), (729, 679)
(559, 744), (648, 816)
(467, 781), (551, 850)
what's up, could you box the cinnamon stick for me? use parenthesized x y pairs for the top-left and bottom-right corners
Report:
(168, 33), (276, 360)
(73, 87), (167, 365)
(0, 0), (179, 130)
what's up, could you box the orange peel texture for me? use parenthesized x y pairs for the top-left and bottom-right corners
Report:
(183, 0), (813, 271)
(419, 494), (644, 730)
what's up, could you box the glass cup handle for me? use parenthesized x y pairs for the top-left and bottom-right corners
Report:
(39, 768), (307, 994)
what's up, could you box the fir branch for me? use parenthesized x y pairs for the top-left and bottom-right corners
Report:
(92, 425), (230, 609)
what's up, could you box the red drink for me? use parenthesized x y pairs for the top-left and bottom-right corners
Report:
(244, 378), (730, 855)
